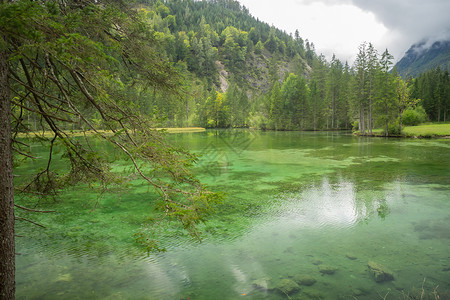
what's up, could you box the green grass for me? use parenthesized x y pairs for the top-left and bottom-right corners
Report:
(403, 123), (450, 137)
(357, 123), (450, 138)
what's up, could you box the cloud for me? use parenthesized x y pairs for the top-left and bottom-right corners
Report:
(239, 0), (449, 63)
(299, 0), (450, 60)
(240, 0), (388, 63)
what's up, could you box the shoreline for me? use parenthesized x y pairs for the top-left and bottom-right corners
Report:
(15, 127), (206, 138)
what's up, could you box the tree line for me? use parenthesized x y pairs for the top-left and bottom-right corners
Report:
(128, 0), (449, 135)
(9, 0), (449, 136)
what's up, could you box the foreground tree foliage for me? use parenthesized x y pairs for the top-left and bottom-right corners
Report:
(0, 0), (222, 298)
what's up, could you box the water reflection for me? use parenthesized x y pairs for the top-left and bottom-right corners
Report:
(274, 177), (379, 230)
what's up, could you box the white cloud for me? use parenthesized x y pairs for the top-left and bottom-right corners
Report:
(239, 0), (387, 63)
(239, 0), (450, 63)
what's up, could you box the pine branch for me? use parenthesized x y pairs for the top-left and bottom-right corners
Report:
(15, 217), (46, 228)
(14, 204), (55, 213)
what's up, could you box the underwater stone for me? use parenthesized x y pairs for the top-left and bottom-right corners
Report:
(346, 253), (357, 260)
(318, 265), (337, 275)
(275, 279), (301, 295)
(293, 275), (317, 286)
(56, 273), (72, 282)
(252, 278), (271, 291)
(393, 281), (405, 291)
(352, 289), (365, 296)
(303, 290), (325, 299)
(352, 286), (371, 296)
(368, 261), (394, 282)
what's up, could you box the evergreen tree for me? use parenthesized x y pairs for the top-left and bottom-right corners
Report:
(269, 81), (283, 130)
(326, 55), (343, 129)
(310, 54), (328, 129)
(376, 49), (397, 136)
(353, 42), (368, 135)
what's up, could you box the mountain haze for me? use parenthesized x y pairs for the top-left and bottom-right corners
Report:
(395, 39), (450, 77)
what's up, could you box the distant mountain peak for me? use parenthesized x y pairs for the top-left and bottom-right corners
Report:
(395, 39), (450, 77)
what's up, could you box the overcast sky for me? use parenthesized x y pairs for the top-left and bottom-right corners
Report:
(237, 0), (450, 64)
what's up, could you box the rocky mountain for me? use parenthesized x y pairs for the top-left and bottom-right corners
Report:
(395, 39), (450, 77)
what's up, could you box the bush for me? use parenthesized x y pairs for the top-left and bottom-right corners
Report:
(384, 119), (401, 136)
(402, 106), (428, 126)
(248, 112), (267, 129)
(351, 121), (359, 132)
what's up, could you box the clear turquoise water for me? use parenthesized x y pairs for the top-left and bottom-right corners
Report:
(15, 130), (450, 299)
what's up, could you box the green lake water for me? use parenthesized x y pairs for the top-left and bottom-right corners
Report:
(15, 130), (450, 299)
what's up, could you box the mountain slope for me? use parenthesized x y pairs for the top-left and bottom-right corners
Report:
(395, 40), (450, 77)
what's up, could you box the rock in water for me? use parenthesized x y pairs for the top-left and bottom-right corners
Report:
(318, 265), (337, 275)
(294, 275), (317, 286)
(346, 253), (357, 260)
(252, 278), (270, 291)
(312, 259), (323, 265)
(275, 279), (300, 295)
(368, 261), (394, 282)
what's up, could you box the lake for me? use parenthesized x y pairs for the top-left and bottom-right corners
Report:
(15, 130), (450, 299)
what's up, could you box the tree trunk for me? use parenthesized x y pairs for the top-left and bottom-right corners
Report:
(185, 98), (189, 125)
(385, 103), (389, 137)
(0, 40), (15, 299)
(360, 106), (365, 135)
(331, 95), (335, 129)
(366, 108), (370, 135)
(437, 105), (441, 123)
(369, 97), (372, 135)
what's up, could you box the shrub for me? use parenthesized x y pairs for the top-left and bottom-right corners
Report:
(384, 119), (401, 136)
(352, 121), (359, 132)
(402, 105), (428, 126)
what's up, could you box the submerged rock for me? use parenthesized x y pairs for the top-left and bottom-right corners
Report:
(318, 265), (337, 275)
(312, 259), (323, 265)
(346, 253), (357, 260)
(252, 278), (271, 291)
(303, 290), (325, 299)
(293, 275), (317, 286)
(56, 273), (72, 282)
(368, 261), (394, 282)
(352, 289), (365, 296)
(275, 279), (300, 295)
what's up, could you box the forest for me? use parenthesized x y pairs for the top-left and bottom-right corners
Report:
(112, 0), (450, 135)
(9, 0), (449, 138)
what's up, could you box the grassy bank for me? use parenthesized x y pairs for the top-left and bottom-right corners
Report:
(402, 123), (450, 138)
(16, 127), (206, 138)
(357, 123), (450, 138)
(158, 127), (205, 133)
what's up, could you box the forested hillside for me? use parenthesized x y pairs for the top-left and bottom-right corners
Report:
(410, 67), (450, 122)
(133, 0), (449, 133)
(132, 0), (314, 129)
(12, 0), (450, 134)
(395, 40), (450, 78)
